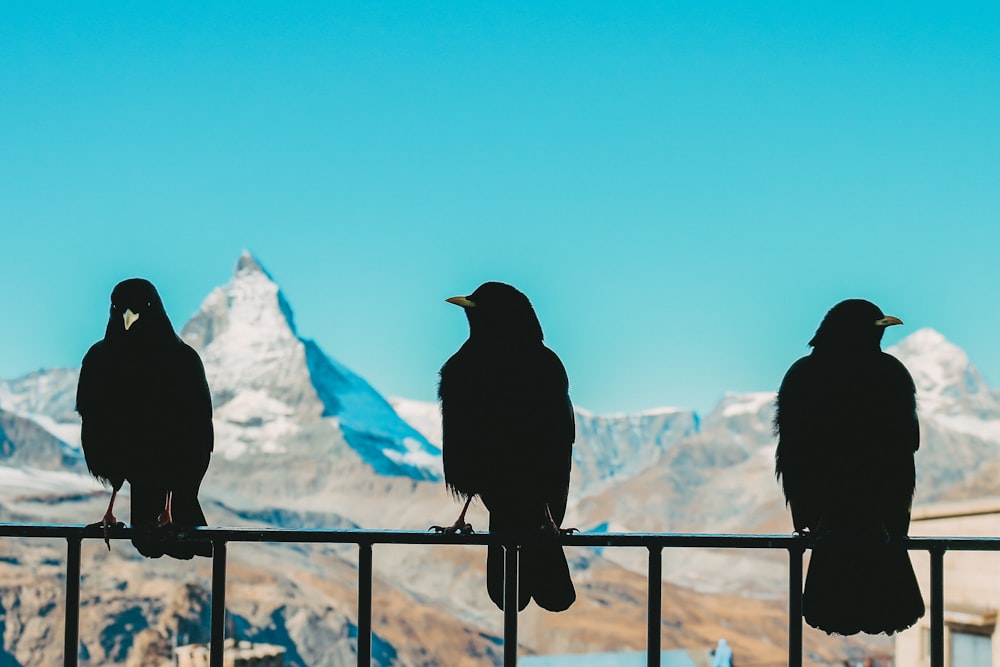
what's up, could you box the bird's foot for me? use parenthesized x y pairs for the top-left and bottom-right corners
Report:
(430, 521), (474, 535)
(539, 519), (577, 537)
(156, 511), (174, 528)
(87, 513), (125, 551)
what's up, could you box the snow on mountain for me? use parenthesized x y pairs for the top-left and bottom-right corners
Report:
(386, 397), (700, 497)
(0, 465), (100, 495)
(572, 405), (699, 495)
(180, 252), (442, 480)
(389, 397), (443, 446)
(880, 328), (1000, 500)
(889, 328), (1000, 419)
(0, 367), (81, 447)
(720, 391), (775, 419)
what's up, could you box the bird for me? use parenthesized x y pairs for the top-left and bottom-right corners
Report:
(774, 298), (925, 635)
(432, 281), (576, 612)
(76, 278), (213, 559)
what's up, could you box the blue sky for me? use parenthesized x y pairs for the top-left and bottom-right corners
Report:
(2, 2), (998, 414)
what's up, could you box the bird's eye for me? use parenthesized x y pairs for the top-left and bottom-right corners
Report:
(146, 301), (151, 307)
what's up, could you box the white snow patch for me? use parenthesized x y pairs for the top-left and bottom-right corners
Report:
(721, 392), (776, 418)
(926, 412), (1000, 443)
(1, 408), (82, 448)
(213, 390), (299, 459)
(575, 405), (687, 420)
(388, 398), (442, 447)
(383, 445), (443, 473)
(889, 329), (972, 400)
(0, 466), (102, 494)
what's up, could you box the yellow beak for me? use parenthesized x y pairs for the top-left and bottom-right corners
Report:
(446, 296), (476, 308)
(875, 315), (903, 327)
(123, 308), (140, 331)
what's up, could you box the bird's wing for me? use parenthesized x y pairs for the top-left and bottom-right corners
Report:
(881, 352), (919, 453)
(438, 343), (486, 498)
(532, 346), (574, 526)
(877, 352), (919, 535)
(774, 355), (823, 533)
(76, 342), (126, 487)
(164, 342), (214, 480)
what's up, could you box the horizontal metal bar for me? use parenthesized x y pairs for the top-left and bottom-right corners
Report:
(1, 523), (998, 551)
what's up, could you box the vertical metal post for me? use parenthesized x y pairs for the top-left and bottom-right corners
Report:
(210, 540), (227, 667)
(930, 547), (945, 667)
(647, 546), (663, 667)
(357, 542), (373, 667)
(787, 545), (803, 667)
(503, 544), (518, 667)
(63, 537), (82, 667)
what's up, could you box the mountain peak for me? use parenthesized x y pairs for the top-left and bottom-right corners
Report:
(235, 250), (272, 280)
(181, 254), (298, 354)
(895, 327), (955, 353)
(180, 254), (442, 479)
(888, 328), (991, 411)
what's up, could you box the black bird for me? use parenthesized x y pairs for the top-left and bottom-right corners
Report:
(433, 282), (576, 612)
(76, 278), (213, 559)
(775, 299), (925, 635)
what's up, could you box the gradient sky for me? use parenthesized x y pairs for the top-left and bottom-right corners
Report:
(2, 2), (998, 414)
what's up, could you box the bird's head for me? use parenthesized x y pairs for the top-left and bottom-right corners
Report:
(808, 298), (903, 351)
(446, 281), (544, 343)
(105, 278), (175, 342)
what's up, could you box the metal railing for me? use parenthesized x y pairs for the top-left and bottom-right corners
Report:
(1, 524), (998, 667)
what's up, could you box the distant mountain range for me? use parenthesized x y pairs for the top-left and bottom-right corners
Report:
(2, 252), (998, 666)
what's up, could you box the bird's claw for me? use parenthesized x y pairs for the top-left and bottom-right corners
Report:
(558, 527), (579, 536)
(430, 522), (474, 535)
(87, 516), (125, 551)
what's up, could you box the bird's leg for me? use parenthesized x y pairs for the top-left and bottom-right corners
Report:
(156, 490), (174, 527)
(431, 496), (474, 534)
(87, 486), (123, 551)
(541, 503), (578, 536)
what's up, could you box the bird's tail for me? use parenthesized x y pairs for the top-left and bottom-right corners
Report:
(804, 539), (924, 635)
(521, 540), (576, 612)
(130, 487), (212, 560)
(486, 541), (575, 613)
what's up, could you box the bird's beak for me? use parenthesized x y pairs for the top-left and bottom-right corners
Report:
(875, 315), (903, 327)
(446, 296), (476, 309)
(123, 308), (140, 331)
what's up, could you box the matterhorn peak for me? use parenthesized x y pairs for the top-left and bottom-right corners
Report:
(234, 249), (278, 282)
(182, 254), (298, 354)
(178, 253), (441, 478)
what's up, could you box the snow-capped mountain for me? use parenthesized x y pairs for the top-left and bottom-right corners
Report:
(571, 406), (699, 495)
(0, 367), (81, 447)
(385, 400), (701, 500)
(890, 328), (999, 415)
(887, 329), (1000, 500)
(180, 252), (442, 480)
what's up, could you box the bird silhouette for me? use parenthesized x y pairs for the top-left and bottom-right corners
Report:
(775, 299), (924, 634)
(433, 282), (576, 612)
(77, 278), (213, 559)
